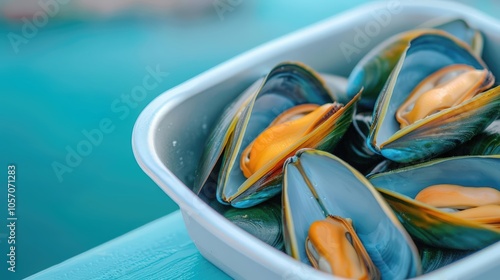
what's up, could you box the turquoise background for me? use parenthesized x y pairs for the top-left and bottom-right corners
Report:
(0, 0), (496, 279)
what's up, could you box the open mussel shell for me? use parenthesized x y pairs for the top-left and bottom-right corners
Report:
(418, 244), (475, 274)
(447, 118), (500, 156)
(346, 19), (482, 109)
(193, 77), (262, 195)
(193, 70), (351, 196)
(369, 155), (500, 250)
(320, 73), (350, 104)
(367, 32), (500, 163)
(206, 62), (359, 208)
(283, 149), (421, 279)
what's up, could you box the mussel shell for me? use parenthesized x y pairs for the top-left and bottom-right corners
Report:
(193, 71), (349, 195)
(346, 19), (482, 109)
(282, 149), (421, 279)
(447, 118), (500, 156)
(346, 29), (424, 109)
(366, 159), (411, 177)
(193, 78), (262, 194)
(223, 200), (283, 250)
(334, 111), (384, 174)
(198, 165), (233, 214)
(418, 244), (475, 274)
(369, 155), (500, 250)
(217, 63), (358, 208)
(367, 32), (500, 163)
(321, 73), (350, 104)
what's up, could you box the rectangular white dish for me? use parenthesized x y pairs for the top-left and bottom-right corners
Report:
(132, 1), (500, 279)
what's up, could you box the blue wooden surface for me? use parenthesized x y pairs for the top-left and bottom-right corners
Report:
(27, 210), (230, 280)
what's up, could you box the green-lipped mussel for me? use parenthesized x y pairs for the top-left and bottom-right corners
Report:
(194, 62), (359, 208)
(306, 215), (380, 279)
(334, 111), (384, 174)
(418, 245), (475, 274)
(369, 155), (500, 250)
(346, 18), (483, 108)
(367, 32), (500, 163)
(283, 149), (421, 279)
(191, 17), (500, 279)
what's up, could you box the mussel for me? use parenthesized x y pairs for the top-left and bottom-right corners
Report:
(366, 32), (500, 163)
(418, 245), (475, 274)
(306, 215), (380, 279)
(346, 18), (483, 108)
(195, 62), (360, 208)
(193, 77), (262, 196)
(369, 155), (500, 250)
(282, 149), (421, 279)
(223, 200), (284, 250)
(447, 118), (500, 156)
(190, 16), (500, 279)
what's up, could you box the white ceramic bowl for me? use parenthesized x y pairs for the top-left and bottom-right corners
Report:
(132, 1), (500, 279)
